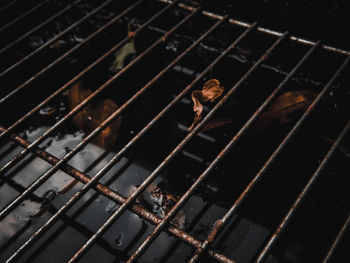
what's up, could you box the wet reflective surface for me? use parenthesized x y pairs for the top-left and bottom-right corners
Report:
(0, 1), (349, 262)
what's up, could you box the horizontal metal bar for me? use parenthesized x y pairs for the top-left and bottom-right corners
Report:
(0, 0), (113, 77)
(0, 0), (49, 32)
(0, 126), (235, 263)
(0, 0), (180, 222)
(0, 0), (83, 55)
(322, 212), (350, 263)
(187, 38), (320, 263)
(70, 22), (270, 262)
(6, 12), (229, 263)
(255, 119), (350, 262)
(158, 0), (350, 56)
(125, 30), (288, 263)
(0, 0), (139, 106)
(189, 52), (350, 263)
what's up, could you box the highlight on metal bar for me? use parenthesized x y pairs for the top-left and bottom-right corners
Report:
(1, 3), (348, 263)
(0, 0), (186, 224)
(67, 19), (256, 263)
(0, 0), (169, 170)
(255, 119), (350, 263)
(0, 0), (144, 105)
(124, 30), (288, 263)
(67, 23), (293, 263)
(0, 0), (143, 112)
(0, 0), (49, 32)
(187, 38), (320, 263)
(0, 0), (83, 55)
(0, 6), (186, 226)
(322, 212), (350, 263)
(157, 0), (350, 56)
(0, 126), (234, 263)
(4, 12), (230, 263)
(0, 0), (114, 77)
(0, 0), (22, 13)
(189, 49), (350, 263)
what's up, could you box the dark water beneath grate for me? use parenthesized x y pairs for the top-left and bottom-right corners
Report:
(0, 125), (270, 262)
(0, 1), (350, 262)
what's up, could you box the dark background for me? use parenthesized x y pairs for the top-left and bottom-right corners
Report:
(193, 0), (349, 50)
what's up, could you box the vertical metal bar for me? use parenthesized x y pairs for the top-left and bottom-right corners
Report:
(0, 0), (173, 176)
(189, 53), (350, 263)
(126, 32), (288, 263)
(0, 0), (113, 77)
(255, 120), (350, 262)
(322, 212), (350, 263)
(0, 0), (83, 55)
(4, 12), (227, 263)
(0, 126), (235, 263)
(68, 23), (270, 263)
(0, 0), (50, 32)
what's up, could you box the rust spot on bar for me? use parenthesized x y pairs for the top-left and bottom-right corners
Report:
(58, 179), (78, 194)
(207, 220), (224, 243)
(160, 0), (350, 56)
(128, 31), (136, 38)
(261, 52), (270, 61)
(209, 251), (237, 263)
(0, 125), (233, 263)
(218, 151), (225, 157)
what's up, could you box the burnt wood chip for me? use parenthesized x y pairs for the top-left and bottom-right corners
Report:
(67, 80), (122, 149)
(189, 79), (224, 131)
(253, 90), (318, 131)
(200, 90), (318, 133)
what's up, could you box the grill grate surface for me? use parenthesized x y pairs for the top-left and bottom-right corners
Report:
(0, 0), (349, 262)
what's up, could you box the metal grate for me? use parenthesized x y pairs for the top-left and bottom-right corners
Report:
(0, 0), (349, 262)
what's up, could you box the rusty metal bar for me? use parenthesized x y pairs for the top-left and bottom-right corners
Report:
(0, 126), (235, 263)
(0, 0), (113, 77)
(124, 31), (289, 263)
(67, 24), (289, 263)
(0, 0), (22, 13)
(158, 0), (350, 56)
(0, 0), (83, 55)
(3, 3), (346, 262)
(0, 20), (150, 146)
(322, 212), (350, 263)
(255, 119), (350, 262)
(4, 13), (231, 262)
(188, 54), (350, 263)
(67, 20), (255, 262)
(0, 0), (50, 32)
(0, 1), (197, 236)
(0, 0), (188, 221)
(187, 40), (320, 263)
(0, 0), (144, 106)
(0, 0), (175, 175)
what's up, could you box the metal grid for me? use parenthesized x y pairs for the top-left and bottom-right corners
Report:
(0, 0), (349, 262)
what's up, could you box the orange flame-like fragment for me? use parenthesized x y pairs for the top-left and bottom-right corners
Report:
(188, 79), (224, 130)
